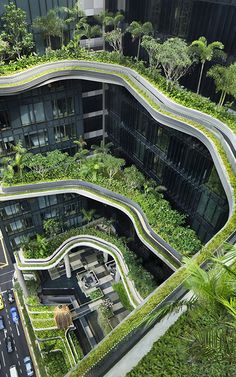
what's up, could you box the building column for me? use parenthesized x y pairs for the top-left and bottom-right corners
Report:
(64, 254), (71, 279)
(14, 264), (29, 298)
(115, 266), (120, 282)
(103, 252), (108, 263)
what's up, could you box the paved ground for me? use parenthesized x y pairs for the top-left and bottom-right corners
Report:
(0, 238), (34, 377)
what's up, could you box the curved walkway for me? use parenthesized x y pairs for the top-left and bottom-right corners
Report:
(0, 60), (234, 215)
(16, 234), (142, 308)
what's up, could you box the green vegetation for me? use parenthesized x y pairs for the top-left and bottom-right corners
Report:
(112, 282), (133, 311)
(89, 288), (104, 301)
(128, 245), (236, 376)
(24, 294), (83, 377)
(4, 147), (201, 257)
(1, 2), (34, 59)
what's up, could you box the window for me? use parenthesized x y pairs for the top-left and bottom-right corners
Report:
(38, 195), (57, 209)
(0, 111), (10, 130)
(2, 203), (20, 218)
(0, 136), (14, 154)
(24, 130), (48, 148)
(20, 102), (45, 125)
(52, 97), (74, 118)
(54, 123), (76, 142)
(156, 127), (169, 152)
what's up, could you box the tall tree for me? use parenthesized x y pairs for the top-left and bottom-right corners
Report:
(1, 2), (34, 59)
(109, 12), (124, 30)
(190, 36), (224, 94)
(141, 35), (161, 68)
(127, 21), (153, 60)
(0, 36), (9, 64)
(56, 1), (85, 47)
(105, 29), (123, 54)
(158, 38), (192, 89)
(207, 63), (236, 106)
(95, 11), (114, 50)
(11, 141), (27, 180)
(33, 10), (64, 49)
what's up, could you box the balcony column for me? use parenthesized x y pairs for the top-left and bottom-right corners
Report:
(14, 264), (29, 298)
(115, 266), (120, 282)
(103, 252), (108, 263)
(64, 254), (71, 279)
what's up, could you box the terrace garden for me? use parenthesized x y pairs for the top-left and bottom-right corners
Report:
(0, 3), (236, 377)
(3, 144), (201, 258)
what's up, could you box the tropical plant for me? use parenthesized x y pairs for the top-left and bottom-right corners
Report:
(75, 19), (101, 49)
(127, 21), (153, 60)
(11, 141), (27, 179)
(81, 208), (96, 224)
(158, 37), (192, 89)
(43, 218), (61, 238)
(141, 35), (161, 68)
(0, 36), (9, 63)
(103, 154), (125, 181)
(148, 245), (236, 366)
(91, 140), (113, 155)
(123, 165), (145, 190)
(33, 10), (65, 49)
(109, 12), (125, 30)
(105, 29), (123, 54)
(73, 137), (89, 166)
(95, 11), (114, 50)
(207, 63), (236, 106)
(191, 36), (224, 94)
(1, 2), (34, 59)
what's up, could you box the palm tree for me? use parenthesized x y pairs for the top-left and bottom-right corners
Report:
(33, 10), (64, 49)
(91, 140), (113, 155)
(12, 141), (27, 180)
(54, 305), (72, 330)
(95, 11), (114, 50)
(190, 36), (224, 94)
(75, 19), (101, 49)
(127, 21), (153, 60)
(110, 12), (124, 30)
(81, 208), (96, 224)
(56, 1), (85, 47)
(147, 246), (236, 369)
(73, 137), (89, 166)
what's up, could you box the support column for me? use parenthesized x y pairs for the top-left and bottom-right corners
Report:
(115, 266), (120, 282)
(14, 264), (29, 298)
(64, 254), (71, 279)
(103, 252), (108, 263)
